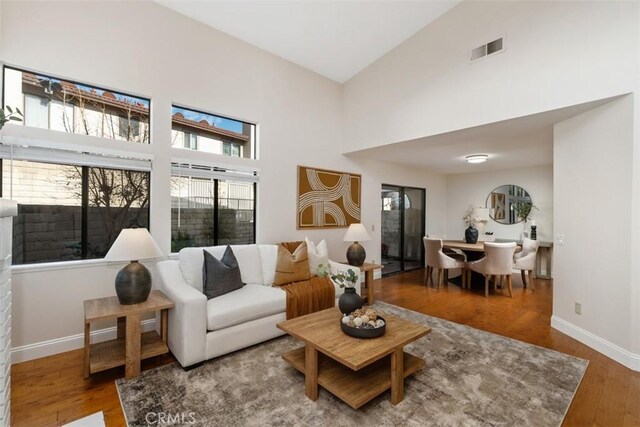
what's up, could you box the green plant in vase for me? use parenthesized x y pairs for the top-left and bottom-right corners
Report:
(329, 268), (358, 289)
(320, 265), (362, 314)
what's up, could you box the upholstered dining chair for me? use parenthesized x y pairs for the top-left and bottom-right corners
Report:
(513, 238), (540, 289)
(424, 237), (467, 289)
(467, 242), (516, 297)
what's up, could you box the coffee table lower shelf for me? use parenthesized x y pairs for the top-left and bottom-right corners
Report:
(282, 347), (425, 409)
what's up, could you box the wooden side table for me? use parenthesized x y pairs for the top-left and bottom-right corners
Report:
(340, 262), (383, 304)
(83, 290), (174, 380)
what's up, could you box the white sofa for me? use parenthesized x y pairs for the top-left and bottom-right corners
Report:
(156, 244), (361, 368)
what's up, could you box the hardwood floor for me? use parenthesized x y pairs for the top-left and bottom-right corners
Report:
(377, 270), (640, 427)
(11, 270), (640, 426)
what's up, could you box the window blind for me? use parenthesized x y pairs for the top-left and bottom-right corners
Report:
(171, 161), (259, 183)
(0, 143), (152, 172)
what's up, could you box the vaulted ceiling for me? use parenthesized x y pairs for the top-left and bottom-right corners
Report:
(157, 1), (459, 83)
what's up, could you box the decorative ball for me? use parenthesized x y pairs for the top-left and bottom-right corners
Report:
(368, 321), (376, 327)
(342, 316), (350, 325)
(375, 319), (385, 328)
(364, 308), (377, 321)
(361, 315), (369, 323)
(354, 317), (363, 327)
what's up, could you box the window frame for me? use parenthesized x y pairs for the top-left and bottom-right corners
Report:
(170, 170), (257, 253)
(0, 157), (152, 265)
(171, 103), (257, 160)
(2, 65), (152, 144)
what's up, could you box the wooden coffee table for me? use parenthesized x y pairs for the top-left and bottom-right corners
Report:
(277, 307), (431, 409)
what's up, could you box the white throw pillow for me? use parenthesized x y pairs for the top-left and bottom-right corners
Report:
(305, 237), (329, 276)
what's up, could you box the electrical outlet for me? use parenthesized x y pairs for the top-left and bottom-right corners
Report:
(575, 302), (582, 315)
(555, 233), (565, 246)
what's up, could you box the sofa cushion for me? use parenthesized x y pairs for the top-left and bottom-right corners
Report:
(206, 284), (286, 331)
(203, 247), (245, 299)
(305, 237), (329, 276)
(273, 242), (311, 286)
(179, 245), (264, 292)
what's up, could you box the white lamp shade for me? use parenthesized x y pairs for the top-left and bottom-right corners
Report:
(104, 228), (164, 262)
(343, 223), (371, 242)
(476, 208), (490, 222)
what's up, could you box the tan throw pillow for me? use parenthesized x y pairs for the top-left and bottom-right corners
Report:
(273, 242), (312, 286)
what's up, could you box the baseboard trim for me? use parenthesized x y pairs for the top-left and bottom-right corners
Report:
(551, 315), (640, 371)
(11, 319), (157, 363)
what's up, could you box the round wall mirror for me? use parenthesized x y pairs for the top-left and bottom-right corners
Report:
(485, 185), (533, 225)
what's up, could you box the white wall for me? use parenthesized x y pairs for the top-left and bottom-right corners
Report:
(446, 165), (553, 242)
(0, 1), (448, 360)
(342, 0), (640, 370)
(343, 1), (638, 152)
(553, 95), (639, 369)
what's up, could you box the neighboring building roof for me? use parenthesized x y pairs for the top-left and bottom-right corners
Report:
(171, 112), (249, 142)
(22, 72), (149, 116)
(21, 73), (249, 142)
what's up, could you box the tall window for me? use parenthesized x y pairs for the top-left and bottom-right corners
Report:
(171, 163), (256, 252)
(3, 66), (150, 143)
(171, 105), (256, 159)
(0, 155), (150, 265)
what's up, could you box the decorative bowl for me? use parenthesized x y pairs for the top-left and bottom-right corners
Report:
(340, 316), (386, 339)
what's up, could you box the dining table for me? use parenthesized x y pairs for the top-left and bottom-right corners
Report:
(441, 239), (520, 289)
(442, 239), (553, 282)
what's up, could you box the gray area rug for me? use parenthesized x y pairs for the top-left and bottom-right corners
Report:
(116, 302), (587, 426)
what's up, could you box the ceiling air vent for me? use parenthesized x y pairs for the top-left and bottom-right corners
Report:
(470, 37), (504, 62)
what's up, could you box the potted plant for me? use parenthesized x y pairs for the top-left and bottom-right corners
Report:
(0, 106), (23, 130)
(512, 202), (538, 223)
(462, 205), (480, 244)
(319, 264), (362, 314)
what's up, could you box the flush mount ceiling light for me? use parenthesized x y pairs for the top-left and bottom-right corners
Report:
(465, 154), (488, 164)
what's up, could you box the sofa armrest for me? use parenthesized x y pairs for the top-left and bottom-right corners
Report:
(328, 260), (361, 295)
(155, 260), (207, 367)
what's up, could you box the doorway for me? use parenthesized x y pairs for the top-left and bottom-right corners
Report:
(381, 185), (425, 276)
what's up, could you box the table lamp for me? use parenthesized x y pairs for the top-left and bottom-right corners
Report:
(343, 223), (371, 267)
(475, 208), (490, 240)
(105, 228), (164, 305)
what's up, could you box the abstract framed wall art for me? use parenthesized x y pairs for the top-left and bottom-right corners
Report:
(297, 165), (361, 229)
(491, 192), (506, 220)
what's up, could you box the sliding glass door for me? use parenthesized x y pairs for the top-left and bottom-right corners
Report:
(381, 185), (425, 276)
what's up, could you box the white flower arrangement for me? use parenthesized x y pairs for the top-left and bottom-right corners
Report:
(463, 205), (479, 228)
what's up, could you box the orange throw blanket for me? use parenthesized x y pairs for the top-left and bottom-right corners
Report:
(278, 276), (335, 320)
(276, 241), (335, 319)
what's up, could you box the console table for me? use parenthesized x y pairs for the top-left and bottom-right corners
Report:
(83, 290), (174, 379)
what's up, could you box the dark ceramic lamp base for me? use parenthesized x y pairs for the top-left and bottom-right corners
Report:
(346, 242), (366, 266)
(115, 260), (152, 305)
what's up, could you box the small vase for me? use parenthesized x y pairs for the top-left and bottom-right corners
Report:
(339, 287), (362, 314)
(465, 226), (479, 244)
